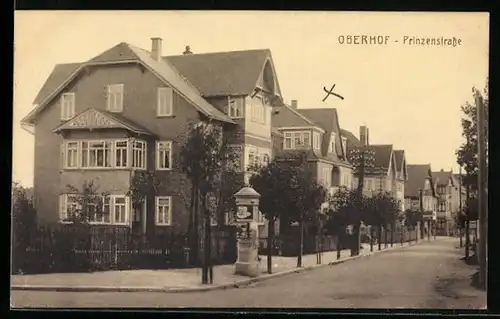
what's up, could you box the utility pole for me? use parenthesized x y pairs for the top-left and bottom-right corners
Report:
(475, 89), (488, 290)
(419, 189), (424, 240)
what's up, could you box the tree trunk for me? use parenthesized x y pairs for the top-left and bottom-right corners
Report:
(401, 225), (404, 246)
(390, 222), (394, 247)
(267, 218), (275, 274)
(459, 227), (463, 247)
(297, 215), (304, 268)
(369, 226), (374, 252)
(351, 223), (361, 256)
(337, 232), (342, 260)
(465, 219), (470, 259)
(384, 224), (388, 248)
(378, 225), (382, 251)
(188, 183), (198, 266)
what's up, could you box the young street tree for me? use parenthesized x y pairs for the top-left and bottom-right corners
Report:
(127, 171), (162, 235)
(327, 187), (359, 259)
(179, 121), (238, 285)
(249, 151), (327, 271)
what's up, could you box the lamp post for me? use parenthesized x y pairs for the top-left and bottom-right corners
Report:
(349, 146), (375, 256)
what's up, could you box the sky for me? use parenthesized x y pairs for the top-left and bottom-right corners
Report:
(13, 11), (489, 187)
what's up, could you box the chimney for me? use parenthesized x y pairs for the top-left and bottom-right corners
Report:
(151, 37), (162, 61)
(183, 45), (193, 55)
(291, 100), (298, 109)
(359, 125), (369, 146)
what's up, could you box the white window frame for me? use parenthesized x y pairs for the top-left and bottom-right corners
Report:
(157, 87), (173, 117)
(132, 140), (147, 170)
(155, 196), (172, 226)
(321, 167), (330, 186)
(251, 97), (265, 123)
(228, 96), (244, 118)
(115, 140), (129, 168)
(59, 194), (129, 225)
(156, 141), (172, 170)
(112, 195), (129, 225)
(329, 133), (337, 153)
(283, 131), (311, 149)
(59, 194), (80, 222)
(284, 132), (293, 149)
(81, 140), (113, 169)
(106, 84), (124, 113)
(341, 137), (347, 154)
(365, 179), (373, 191)
(64, 141), (80, 169)
(60, 92), (75, 121)
(313, 132), (321, 150)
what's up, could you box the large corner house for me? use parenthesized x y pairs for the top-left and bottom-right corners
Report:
(21, 38), (285, 235)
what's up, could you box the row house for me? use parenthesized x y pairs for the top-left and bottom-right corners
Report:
(342, 126), (408, 211)
(404, 164), (438, 233)
(20, 38), (285, 235)
(432, 169), (461, 235)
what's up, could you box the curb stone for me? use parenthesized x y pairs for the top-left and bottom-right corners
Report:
(11, 238), (442, 293)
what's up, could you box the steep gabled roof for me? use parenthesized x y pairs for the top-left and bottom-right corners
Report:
(297, 108), (347, 162)
(393, 150), (408, 180)
(22, 42), (235, 126)
(405, 164), (432, 198)
(165, 49), (278, 97)
(432, 170), (455, 187)
(340, 128), (361, 148)
(272, 105), (323, 131)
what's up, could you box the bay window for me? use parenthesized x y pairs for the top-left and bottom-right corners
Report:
(62, 139), (146, 170)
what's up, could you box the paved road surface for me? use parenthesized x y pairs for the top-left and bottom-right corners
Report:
(11, 238), (485, 309)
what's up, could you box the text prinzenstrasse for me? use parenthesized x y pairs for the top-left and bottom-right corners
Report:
(337, 35), (462, 47)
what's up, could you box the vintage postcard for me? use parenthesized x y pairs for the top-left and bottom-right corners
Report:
(11, 11), (489, 311)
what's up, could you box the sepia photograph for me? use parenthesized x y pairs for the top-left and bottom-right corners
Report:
(11, 10), (489, 310)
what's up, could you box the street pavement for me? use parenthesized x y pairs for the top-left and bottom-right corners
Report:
(11, 238), (485, 309)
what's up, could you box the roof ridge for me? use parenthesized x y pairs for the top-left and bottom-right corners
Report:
(165, 48), (271, 58)
(128, 44), (205, 98)
(283, 105), (321, 128)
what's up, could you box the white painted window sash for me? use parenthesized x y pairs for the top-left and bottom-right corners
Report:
(155, 196), (172, 226)
(156, 141), (172, 170)
(157, 87), (173, 116)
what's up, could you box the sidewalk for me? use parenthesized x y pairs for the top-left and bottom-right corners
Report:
(11, 239), (433, 293)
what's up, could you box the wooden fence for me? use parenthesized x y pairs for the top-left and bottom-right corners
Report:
(12, 225), (237, 275)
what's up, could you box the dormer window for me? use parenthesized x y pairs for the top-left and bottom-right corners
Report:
(106, 84), (124, 113)
(228, 96), (243, 118)
(341, 137), (347, 155)
(283, 131), (311, 150)
(329, 133), (337, 153)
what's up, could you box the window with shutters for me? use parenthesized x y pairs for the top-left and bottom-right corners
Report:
(157, 87), (173, 116)
(106, 84), (124, 112)
(60, 92), (75, 120)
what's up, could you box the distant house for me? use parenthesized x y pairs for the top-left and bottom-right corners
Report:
(342, 126), (407, 210)
(432, 169), (460, 236)
(405, 164), (438, 232)
(272, 102), (354, 194)
(20, 38), (285, 236)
